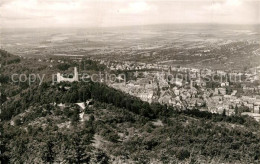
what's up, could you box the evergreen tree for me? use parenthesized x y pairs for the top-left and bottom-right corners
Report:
(42, 140), (55, 163)
(235, 105), (239, 115)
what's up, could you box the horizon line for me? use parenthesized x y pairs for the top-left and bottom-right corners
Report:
(1, 23), (260, 30)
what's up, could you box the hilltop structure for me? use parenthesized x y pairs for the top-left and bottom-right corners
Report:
(57, 67), (79, 83)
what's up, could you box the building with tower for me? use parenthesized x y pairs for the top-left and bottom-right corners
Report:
(57, 67), (79, 83)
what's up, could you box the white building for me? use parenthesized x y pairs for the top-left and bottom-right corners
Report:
(57, 67), (79, 83)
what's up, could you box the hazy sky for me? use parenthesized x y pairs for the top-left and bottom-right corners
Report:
(0, 0), (259, 28)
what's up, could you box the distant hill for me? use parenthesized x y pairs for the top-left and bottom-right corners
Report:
(0, 49), (21, 65)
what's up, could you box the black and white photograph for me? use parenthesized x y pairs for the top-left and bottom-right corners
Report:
(1, 0), (260, 163)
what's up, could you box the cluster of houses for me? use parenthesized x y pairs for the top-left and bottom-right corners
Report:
(109, 64), (260, 121)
